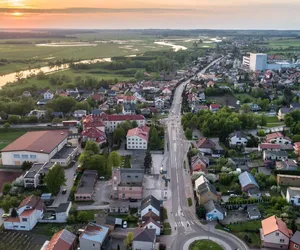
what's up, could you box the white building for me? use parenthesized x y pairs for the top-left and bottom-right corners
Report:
(127, 126), (150, 150)
(229, 131), (248, 147)
(79, 222), (109, 250)
(43, 90), (54, 100)
(132, 228), (156, 250)
(103, 114), (146, 133)
(24, 162), (54, 189)
(73, 109), (87, 118)
(0, 130), (68, 166)
(286, 187), (300, 206)
(4, 196), (44, 231)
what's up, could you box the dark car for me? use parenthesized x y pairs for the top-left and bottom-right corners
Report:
(62, 189), (67, 194)
(129, 198), (137, 202)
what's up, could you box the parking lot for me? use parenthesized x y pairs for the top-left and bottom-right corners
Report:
(223, 210), (250, 225)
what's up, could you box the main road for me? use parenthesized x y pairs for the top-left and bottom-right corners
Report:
(164, 57), (249, 250)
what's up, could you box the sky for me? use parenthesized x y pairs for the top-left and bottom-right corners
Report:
(0, 0), (299, 29)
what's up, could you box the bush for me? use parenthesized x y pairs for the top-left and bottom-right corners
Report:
(2, 183), (12, 195)
(188, 197), (193, 207)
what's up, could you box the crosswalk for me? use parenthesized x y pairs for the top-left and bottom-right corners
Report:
(173, 220), (196, 228)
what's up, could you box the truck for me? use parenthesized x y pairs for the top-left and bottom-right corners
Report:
(63, 120), (80, 127)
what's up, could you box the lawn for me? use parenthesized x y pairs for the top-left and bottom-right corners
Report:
(162, 222), (172, 235)
(234, 93), (255, 102)
(265, 116), (279, 123)
(189, 240), (223, 250)
(216, 220), (262, 248)
(0, 130), (26, 150)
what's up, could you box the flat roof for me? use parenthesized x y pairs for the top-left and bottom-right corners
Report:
(52, 146), (77, 159)
(76, 170), (98, 195)
(1, 130), (68, 154)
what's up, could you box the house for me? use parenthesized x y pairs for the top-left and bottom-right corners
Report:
(278, 107), (292, 121)
(24, 162), (54, 189)
(204, 200), (224, 221)
(277, 174), (300, 187)
(196, 138), (216, 155)
(91, 93), (104, 102)
(104, 216), (122, 231)
(111, 168), (144, 200)
(161, 87), (172, 95)
(123, 103), (136, 115)
(28, 109), (46, 119)
(132, 228), (156, 250)
(82, 115), (105, 132)
(123, 95), (137, 104)
(206, 81), (215, 88)
(265, 132), (292, 145)
(43, 90), (54, 100)
(229, 131), (248, 147)
(263, 150), (288, 161)
(40, 229), (76, 250)
(154, 98), (164, 110)
(142, 218), (161, 236)
(258, 143), (281, 152)
(4, 195), (45, 231)
(40, 202), (72, 223)
(79, 222), (109, 250)
(81, 127), (107, 145)
(247, 205), (261, 220)
(194, 175), (220, 204)
(198, 93), (206, 102)
(290, 231), (300, 250)
(276, 160), (298, 171)
(140, 195), (161, 218)
(260, 215), (293, 249)
(191, 155), (209, 174)
(37, 99), (51, 105)
(74, 170), (98, 201)
(73, 110), (87, 119)
(107, 90), (117, 97)
(209, 104), (220, 112)
(126, 126), (150, 150)
(286, 187), (300, 206)
(238, 172), (260, 198)
(294, 142), (300, 155)
(0, 130), (69, 166)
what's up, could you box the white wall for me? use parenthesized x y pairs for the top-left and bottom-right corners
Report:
(79, 238), (101, 250)
(230, 136), (248, 146)
(144, 222), (160, 236)
(133, 241), (154, 250)
(206, 209), (224, 221)
(141, 205), (160, 218)
(127, 135), (147, 150)
(264, 230), (289, 247)
(2, 151), (50, 166)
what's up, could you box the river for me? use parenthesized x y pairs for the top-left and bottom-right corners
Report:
(154, 41), (187, 52)
(0, 58), (112, 88)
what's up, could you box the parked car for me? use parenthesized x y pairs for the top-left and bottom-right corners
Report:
(2, 214), (10, 218)
(123, 221), (127, 228)
(62, 189), (67, 194)
(99, 176), (105, 180)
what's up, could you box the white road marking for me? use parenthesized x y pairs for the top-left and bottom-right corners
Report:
(181, 221), (184, 227)
(190, 221), (194, 225)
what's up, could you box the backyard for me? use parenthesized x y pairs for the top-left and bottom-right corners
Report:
(216, 220), (262, 248)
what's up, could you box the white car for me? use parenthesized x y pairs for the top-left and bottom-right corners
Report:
(123, 221), (127, 229)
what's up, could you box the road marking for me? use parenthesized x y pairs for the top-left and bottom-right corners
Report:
(181, 221), (184, 227)
(190, 221), (194, 225)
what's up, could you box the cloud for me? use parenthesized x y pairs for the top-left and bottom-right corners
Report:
(0, 7), (197, 14)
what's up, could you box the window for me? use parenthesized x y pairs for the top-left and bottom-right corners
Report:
(280, 239), (285, 243)
(13, 154), (20, 158)
(30, 155), (36, 159)
(22, 218), (27, 222)
(276, 232), (279, 236)
(22, 155), (28, 159)
(294, 244), (299, 249)
(21, 226), (26, 228)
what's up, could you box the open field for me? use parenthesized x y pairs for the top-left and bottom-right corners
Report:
(234, 93), (255, 102)
(0, 130), (26, 150)
(267, 38), (300, 48)
(189, 240), (223, 250)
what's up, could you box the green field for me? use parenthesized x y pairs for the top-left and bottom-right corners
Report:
(0, 130), (26, 150)
(267, 38), (300, 48)
(234, 93), (255, 102)
(189, 240), (223, 250)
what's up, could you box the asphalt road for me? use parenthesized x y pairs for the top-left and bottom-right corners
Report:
(165, 57), (249, 250)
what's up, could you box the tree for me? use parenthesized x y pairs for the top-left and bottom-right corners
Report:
(10, 208), (18, 217)
(149, 126), (160, 150)
(113, 127), (125, 143)
(185, 128), (192, 140)
(87, 155), (107, 176)
(108, 151), (122, 169)
(135, 70), (144, 81)
(76, 211), (90, 223)
(196, 204), (206, 219)
(131, 120), (138, 128)
(85, 141), (99, 154)
(44, 164), (66, 194)
(3, 122), (10, 128)
(1, 200), (12, 213)
(2, 182), (12, 195)
(124, 232), (133, 247)
(144, 151), (152, 173)
(22, 161), (33, 171)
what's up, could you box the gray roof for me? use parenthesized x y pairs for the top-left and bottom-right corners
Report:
(24, 163), (44, 178)
(197, 180), (218, 196)
(141, 195), (161, 212)
(247, 205), (261, 218)
(133, 228), (156, 243)
(280, 107), (291, 114)
(204, 200), (223, 213)
(229, 131), (248, 139)
(80, 222), (109, 244)
(264, 151), (288, 157)
(291, 231), (300, 245)
(120, 168), (144, 186)
(238, 172), (259, 188)
(76, 170), (98, 195)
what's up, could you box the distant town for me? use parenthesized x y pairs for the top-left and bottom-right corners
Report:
(0, 29), (300, 250)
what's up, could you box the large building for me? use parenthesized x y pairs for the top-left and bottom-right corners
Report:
(243, 53), (292, 71)
(0, 130), (70, 166)
(126, 126), (150, 150)
(103, 114), (146, 133)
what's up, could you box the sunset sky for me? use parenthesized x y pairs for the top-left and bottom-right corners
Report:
(0, 0), (299, 29)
